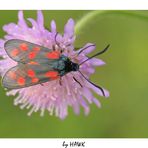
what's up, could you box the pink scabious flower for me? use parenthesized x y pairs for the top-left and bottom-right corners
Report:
(0, 11), (109, 119)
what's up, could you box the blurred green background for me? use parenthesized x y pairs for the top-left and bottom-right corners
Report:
(0, 10), (148, 138)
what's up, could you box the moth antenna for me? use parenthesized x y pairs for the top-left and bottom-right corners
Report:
(54, 32), (64, 53)
(72, 44), (95, 59)
(59, 77), (62, 86)
(79, 44), (110, 66)
(78, 70), (105, 97)
(55, 32), (60, 48)
(77, 44), (96, 55)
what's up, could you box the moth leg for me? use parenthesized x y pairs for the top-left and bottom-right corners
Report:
(60, 49), (64, 53)
(73, 76), (83, 88)
(40, 83), (44, 86)
(52, 45), (56, 51)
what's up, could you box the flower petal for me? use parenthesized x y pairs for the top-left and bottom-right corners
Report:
(18, 11), (28, 28)
(37, 10), (44, 30)
(64, 18), (75, 38)
(27, 18), (38, 30)
(3, 23), (18, 35)
(72, 102), (80, 115)
(82, 87), (93, 103)
(90, 58), (105, 66)
(50, 20), (57, 33)
(0, 39), (5, 48)
(78, 96), (90, 115)
(92, 98), (101, 108)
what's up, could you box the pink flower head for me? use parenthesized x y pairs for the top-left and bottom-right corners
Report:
(0, 11), (109, 119)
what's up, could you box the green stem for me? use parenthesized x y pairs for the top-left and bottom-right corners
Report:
(75, 10), (148, 35)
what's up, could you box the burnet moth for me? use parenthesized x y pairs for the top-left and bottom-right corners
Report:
(2, 33), (109, 97)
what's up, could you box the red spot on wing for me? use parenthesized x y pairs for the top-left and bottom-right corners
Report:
(46, 51), (60, 59)
(28, 51), (37, 59)
(10, 48), (19, 57)
(27, 69), (35, 77)
(32, 46), (40, 51)
(8, 71), (16, 79)
(17, 77), (25, 86)
(45, 71), (59, 79)
(32, 77), (39, 83)
(20, 43), (28, 51)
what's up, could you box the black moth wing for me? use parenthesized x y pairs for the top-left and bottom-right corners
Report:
(2, 63), (60, 89)
(4, 39), (61, 64)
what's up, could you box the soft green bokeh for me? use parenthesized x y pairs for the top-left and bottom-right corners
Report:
(0, 10), (148, 138)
